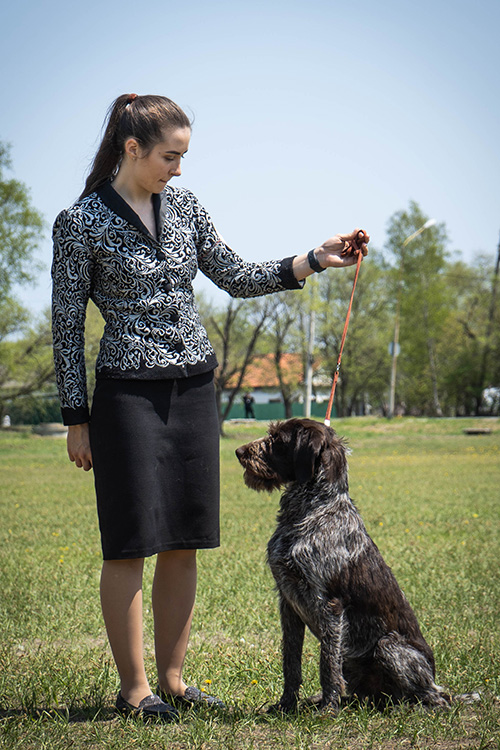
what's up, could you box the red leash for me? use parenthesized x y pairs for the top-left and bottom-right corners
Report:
(324, 248), (363, 426)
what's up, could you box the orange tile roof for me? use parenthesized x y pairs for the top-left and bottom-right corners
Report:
(225, 353), (304, 389)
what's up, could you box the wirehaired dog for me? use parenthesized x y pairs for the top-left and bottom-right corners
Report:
(235, 418), (451, 712)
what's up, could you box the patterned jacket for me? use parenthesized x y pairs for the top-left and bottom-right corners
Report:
(52, 181), (304, 425)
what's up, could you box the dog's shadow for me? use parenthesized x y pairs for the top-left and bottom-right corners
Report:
(256, 691), (482, 721)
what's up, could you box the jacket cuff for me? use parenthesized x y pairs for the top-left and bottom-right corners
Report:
(279, 256), (305, 290)
(61, 406), (90, 426)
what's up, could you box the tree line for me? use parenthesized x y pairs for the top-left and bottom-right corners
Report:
(1, 141), (499, 427)
(200, 201), (499, 427)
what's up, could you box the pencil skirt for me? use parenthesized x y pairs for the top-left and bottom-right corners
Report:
(89, 371), (220, 560)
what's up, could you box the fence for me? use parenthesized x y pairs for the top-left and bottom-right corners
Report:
(224, 401), (336, 421)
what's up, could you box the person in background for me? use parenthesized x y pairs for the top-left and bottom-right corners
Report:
(243, 392), (256, 419)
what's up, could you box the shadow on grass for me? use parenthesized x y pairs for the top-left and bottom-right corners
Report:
(0, 691), (484, 726)
(0, 705), (116, 724)
(0, 701), (259, 726)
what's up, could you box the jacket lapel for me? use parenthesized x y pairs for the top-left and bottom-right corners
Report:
(96, 181), (162, 241)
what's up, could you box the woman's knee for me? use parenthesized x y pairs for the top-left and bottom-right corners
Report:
(156, 549), (197, 570)
(102, 557), (145, 581)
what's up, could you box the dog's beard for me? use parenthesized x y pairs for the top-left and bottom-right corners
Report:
(239, 451), (283, 492)
(243, 467), (282, 492)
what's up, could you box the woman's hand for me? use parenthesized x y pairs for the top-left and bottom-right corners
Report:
(316, 229), (370, 269)
(293, 229), (370, 280)
(67, 423), (93, 471)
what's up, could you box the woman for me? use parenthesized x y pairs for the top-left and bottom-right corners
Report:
(51, 93), (369, 721)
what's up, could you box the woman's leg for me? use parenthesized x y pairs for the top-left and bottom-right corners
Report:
(153, 549), (197, 696)
(100, 558), (151, 706)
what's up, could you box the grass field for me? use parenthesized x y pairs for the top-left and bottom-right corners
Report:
(0, 417), (499, 749)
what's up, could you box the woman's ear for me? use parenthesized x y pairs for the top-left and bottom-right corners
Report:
(123, 137), (141, 160)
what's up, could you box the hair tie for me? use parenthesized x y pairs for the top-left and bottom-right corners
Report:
(127, 93), (138, 105)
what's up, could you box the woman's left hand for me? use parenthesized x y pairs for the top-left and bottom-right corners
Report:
(292, 228), (370, 281)
(316, 229), (370, 268)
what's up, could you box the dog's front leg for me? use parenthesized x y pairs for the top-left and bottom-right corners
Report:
(318, 601), (346, 711)
(271, 594), (305, 713)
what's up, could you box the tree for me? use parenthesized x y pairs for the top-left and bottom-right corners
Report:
(0, 142), (44, 299)
(0, 141), (48, 425)
(473, 238), (500, 413)
(385, 202), (450, 416)
(439, 254), (500, 415)
(0, 307), (55, 424)
(84, 300), (105, 404)
(198, 293), (272, 432)
(0, 296), (30, 341)
(315, 249), (393, 416)
(264, 293), (306, 418)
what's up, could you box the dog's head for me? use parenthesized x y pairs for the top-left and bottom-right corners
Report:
(235, 418), (348, 491)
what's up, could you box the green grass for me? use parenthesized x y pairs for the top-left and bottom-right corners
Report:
(1, 417), (499, 749)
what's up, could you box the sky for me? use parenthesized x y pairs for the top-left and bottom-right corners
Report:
(1, 0), (499, 315)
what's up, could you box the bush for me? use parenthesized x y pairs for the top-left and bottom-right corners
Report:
(5, 394), (61, 425)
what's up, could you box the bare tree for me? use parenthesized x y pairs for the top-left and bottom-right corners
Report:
(0, 307), (55, 423)
(203, 296), (272, 433)
(266, 294), (305, 418)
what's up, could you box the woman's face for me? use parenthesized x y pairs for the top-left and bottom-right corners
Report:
(132, 127), (191, 194)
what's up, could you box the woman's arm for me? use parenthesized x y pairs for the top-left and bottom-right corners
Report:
(52, 208), (95, 425)
(192, 191), (369, 297)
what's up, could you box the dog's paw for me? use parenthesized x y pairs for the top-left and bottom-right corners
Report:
(451, 691), (482, 705)
(318, 701), (341, 715)
(318, 694), (341, 714)
(413, 694), (452, 713)
(266, 700), (298, 715)
(425, 690), (454, 712)
(301, 692), (323, 708)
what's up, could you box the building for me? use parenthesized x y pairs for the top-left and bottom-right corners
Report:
(221, 353), (334, 420)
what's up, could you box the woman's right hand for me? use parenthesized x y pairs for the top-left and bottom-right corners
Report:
(67, 423), (93, 471)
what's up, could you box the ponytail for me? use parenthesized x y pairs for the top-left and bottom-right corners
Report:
(79, 94), (191, 200)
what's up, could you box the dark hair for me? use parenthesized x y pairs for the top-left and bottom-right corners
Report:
(79, 94), (191, 200)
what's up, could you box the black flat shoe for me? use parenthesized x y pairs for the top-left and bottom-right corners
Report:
(115, 692), (180, 722)
(157, 685), (225, 709)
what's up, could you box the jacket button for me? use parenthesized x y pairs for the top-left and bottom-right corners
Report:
(174, 341), (184, 353)
(162, 280), (173, 293)
(170, 310), (179, 323)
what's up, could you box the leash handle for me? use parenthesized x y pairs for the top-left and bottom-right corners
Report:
(324, 249), (363, 426)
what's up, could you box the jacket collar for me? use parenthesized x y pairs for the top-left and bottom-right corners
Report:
(95, 181), (162, 240)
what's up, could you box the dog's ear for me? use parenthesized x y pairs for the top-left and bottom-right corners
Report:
(320, 429), (349, 484)
(292, 421), (348, 484)
(293, 423), (326, 483)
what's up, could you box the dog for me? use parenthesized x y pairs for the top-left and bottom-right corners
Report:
(235, 418), (451, 712)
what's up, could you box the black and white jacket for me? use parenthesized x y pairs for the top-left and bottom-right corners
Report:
(52, 181), (304, 425)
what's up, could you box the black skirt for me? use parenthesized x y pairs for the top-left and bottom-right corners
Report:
(89, 371), (220, 560)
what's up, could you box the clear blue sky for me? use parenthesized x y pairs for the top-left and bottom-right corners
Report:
(1, 0), (499, 314)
